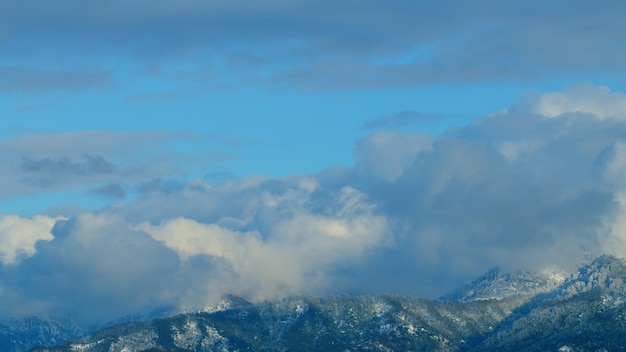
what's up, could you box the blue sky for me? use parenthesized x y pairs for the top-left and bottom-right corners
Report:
(2, 0), (626, 324)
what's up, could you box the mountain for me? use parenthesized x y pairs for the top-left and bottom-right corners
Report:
(0, 307), (177, 352)
(0, 317), (85, 352)
(24, 255), (626, 351)
(440, 264), (566, 303)
(31, 295), (517, 352)
(470, 255), (626, 351)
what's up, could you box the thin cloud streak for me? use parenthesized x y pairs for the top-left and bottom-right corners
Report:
(362, 110), (446, 129)
(0, 66), (114, 92)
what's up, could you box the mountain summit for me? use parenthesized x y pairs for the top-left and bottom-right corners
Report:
(440, 266), (566, 303)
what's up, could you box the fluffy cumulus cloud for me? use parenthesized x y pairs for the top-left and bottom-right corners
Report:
(0, 213), (218, 323)
(0, 215), (61, 265)
(139, 185), (386, 301)
(0, 180), (389, 324)
(520, 84), (626, 119)
(2, 84), (626, 325)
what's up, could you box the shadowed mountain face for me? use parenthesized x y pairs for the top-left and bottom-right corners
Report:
(22, 255), (626, 352)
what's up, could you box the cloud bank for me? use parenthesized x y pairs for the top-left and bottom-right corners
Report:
(2, 1), (626, 91)
(2, 84), (626, 325)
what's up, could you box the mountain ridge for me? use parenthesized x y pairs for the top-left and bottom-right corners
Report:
(18, 255), (626, 351)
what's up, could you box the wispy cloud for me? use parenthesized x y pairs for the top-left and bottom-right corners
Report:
(20, 154), (120, 188)
(0, 131), (193, 199)
(0, 65), (114, 92)
(362, 110), (446, 129)
(22, 155), (120, 176)
(88, 183), (126, 199)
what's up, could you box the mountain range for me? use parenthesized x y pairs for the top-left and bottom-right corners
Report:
(10, 255), (626, 351)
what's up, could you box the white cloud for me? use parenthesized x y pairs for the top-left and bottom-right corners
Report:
(140, 218), (258, 262)
(139, 185), (387, 301)
(528, 84), (626, 119)
(342, 85), (626, 291)
(2, 212), (206, 323)
(0, 215), (61, 265)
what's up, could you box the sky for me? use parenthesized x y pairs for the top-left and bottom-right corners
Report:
(2, 0), (626, 325)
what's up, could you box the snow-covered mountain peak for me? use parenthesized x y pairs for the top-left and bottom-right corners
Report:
(442, 256), (626, 304)
(441, 266), (566, 302)
(577, 254), (624, 277)
(554, 254), (626, 299)
(197, 295), (254, 314)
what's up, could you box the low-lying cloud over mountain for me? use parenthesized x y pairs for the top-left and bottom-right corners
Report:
(1, 84), (626, 325)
